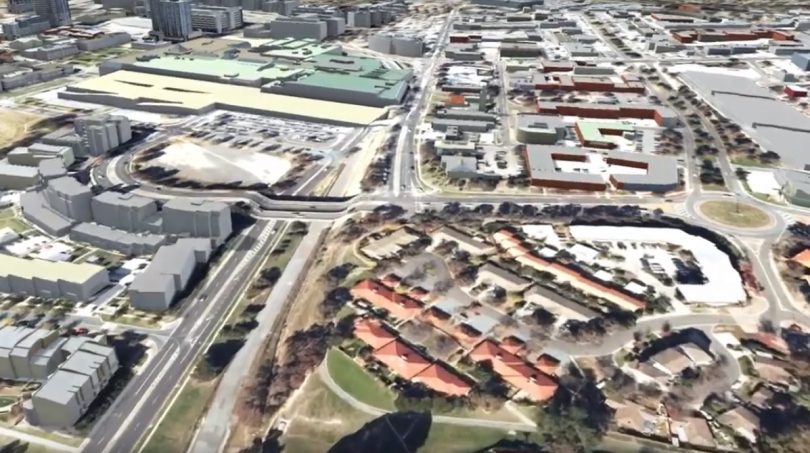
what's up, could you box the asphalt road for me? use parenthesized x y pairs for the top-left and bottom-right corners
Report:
(189, 222), (330, 453)
(82, 219), (279, 453)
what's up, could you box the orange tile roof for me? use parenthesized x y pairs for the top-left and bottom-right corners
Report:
(353, 318), (397, 350)
(791, 249), (810, 269)
(470, 340), (558, 402)
(413, 363), (472, 396)
(373, 340), (431, 379)
(351, 279), (424, 320)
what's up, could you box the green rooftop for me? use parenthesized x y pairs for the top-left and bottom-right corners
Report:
(576, 120), (636, 146)
(309, 53), (411, 81)
(289, 71), (408, 100)
(260, 38), (341, 60)
(132, 56), (303, 86)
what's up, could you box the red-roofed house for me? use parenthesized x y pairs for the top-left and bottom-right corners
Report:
(373, 340), (431, 379)
(791, 249), (810, 269)
(413, 363), (472, 396)
(351, 279), (424, 320)
(353, 318), (397, 350)
(381, 273), (402, 288)
(469, 340), (558, 402)
(536, 353), (561, 376)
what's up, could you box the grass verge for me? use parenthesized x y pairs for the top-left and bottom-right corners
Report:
(326, 348), (396, 410)
(141, 377), (217, 453)
(698, 200), (771, 229)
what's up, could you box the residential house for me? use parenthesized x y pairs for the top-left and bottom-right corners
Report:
(351, 279), (424, 321)
(717, 406), (759, 444)
(412, 363), (472, 397)
(469, 339), (557, 402)
(431, 226), (496, 256)
(372, 340), (431, 379)
(475, 262), (531, 292)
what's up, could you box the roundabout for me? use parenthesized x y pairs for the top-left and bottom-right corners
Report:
(696, 199), (775, 230)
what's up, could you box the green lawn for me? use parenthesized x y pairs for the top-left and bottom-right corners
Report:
(141, 377), (217, 453)
(419, 425), (510, 453)
(326, 348), (396, 410)
(282, 374), (376, 453)
(0, 209), (29, 233)
(698, 200), (772, 229)
(283, 373), (511, 453)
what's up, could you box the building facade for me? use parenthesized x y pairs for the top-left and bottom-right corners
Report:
(149, 0), (193, 41)
(190, 5), (243, 34)
(32, 0), (71, 27)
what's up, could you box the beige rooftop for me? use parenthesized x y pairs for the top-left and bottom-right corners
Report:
(62, 70), (387, 126)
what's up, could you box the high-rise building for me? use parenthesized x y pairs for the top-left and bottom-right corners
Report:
(149, 0), (193, 41)
(32, 0), (71, 27)
(74, 115), (132, 156)
(190, 5), (243, 34)
(8, 0), (34, 14)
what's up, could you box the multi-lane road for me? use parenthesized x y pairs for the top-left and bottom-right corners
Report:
(82, 219), (281, 453)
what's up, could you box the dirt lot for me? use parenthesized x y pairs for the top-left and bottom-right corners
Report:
(0, 109), (43, 148)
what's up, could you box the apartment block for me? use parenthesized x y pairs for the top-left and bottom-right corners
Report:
(162, 198), (232, 245)
(44, 177), (93, 222)
(7, 143), (75, 167)
(74, 115), (132, 157)
(128, 238), (212, 311)
(69, 223), (166, 256)
(25, 339), (119, 427)
(269, 16), (327, 40)
(0, 255), (109, 301)
(0, 164), (41, 190)
(1, 15), (50, 40)
(90, 192), (159, 232)
(191, 5), (243, 34)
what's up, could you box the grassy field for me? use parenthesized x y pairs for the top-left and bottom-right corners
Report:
(282, 374), (376, 453)
(141, 377), (217, 453)
(0, 109), (42, 147)
(419, 424), (509, 453)
(283, 373), (510, 453)
(325, 348), (522, 422)
(0, 208), (30, 233)
(326, 348), (396, 410)
(698, 200), (772, 229)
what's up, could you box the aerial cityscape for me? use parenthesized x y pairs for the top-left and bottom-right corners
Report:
(2, 0), (810, 451)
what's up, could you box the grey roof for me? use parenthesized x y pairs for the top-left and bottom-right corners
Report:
(0, 163), (39, 178)
(60, 350), (106, 376)
(20, 191), (76, 235)
(435, 109), (497, 122)
(34, 370), (91, 405)
(60, 336), (90, 355)
(441, 155), (478, 173)
(14, 329), (52, 350)
(48, 176), (90, 197)
(92, 191), (155, 209)
(525, 285), (600, 319)
(0, 326), (35, 351)
(517, 114), (566, 131)
(605, 150), (679, 190)
(524, 145), (605, 185)
(71, 222), (165, 250)
(163, 197), (228, 213)
(128, 238), (211, 293)
(432, 118), (495, 131)
(680, 71), (810, 170)
(478, 262), (530, 287)
(38, 158), (67, 179)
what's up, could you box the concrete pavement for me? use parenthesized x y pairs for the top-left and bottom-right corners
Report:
(82, 220), (279, 453)
(189, 222), (331, 453)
